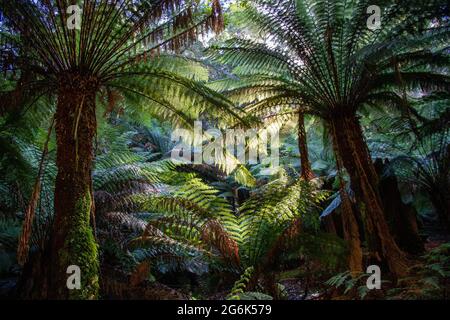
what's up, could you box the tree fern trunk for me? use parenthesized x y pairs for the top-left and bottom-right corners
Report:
(330, 126), (363, 275)
(298, 112), (314, 180)
(49, 77), (99, 299)
(330, 112), (409, 278)
(430, 191), (450, 232)
(340, 191), (363, 275)
(374, 159), (424, 254)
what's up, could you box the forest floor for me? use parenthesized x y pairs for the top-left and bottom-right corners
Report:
(279, 278), (307, 300)
(0, 277), (16, 298)
(1, 234), (449, 300)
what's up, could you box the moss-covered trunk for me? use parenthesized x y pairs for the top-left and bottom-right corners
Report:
(48, 75), (99, 299)
(298, 112), (314, 180)
(329, 111), (408, 278)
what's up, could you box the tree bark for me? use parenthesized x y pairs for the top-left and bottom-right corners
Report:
(298, 112), (315, 180)
(322, 215), (337, 234)
(48, 76), (99, 299)
(340, 191), (363, 275)
(430, 142), (450, 231)
(374, 159), (424, 255)
(430, 191), (450, 232)
(329, 128), (363, 275)
(329, 111), (409, 278)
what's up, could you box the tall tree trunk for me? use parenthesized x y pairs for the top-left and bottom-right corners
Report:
(431, 143), (450, 232)
(374, 159), (424, 255)
(48, 76), (99, 299)
(322, 215), (337, 234)
(329, 111), (409, 278)
(430, 190), (450, 232)
(330, 128), (363, 275)
(298, 112), (314, 180)
(340, 192), (363, 275)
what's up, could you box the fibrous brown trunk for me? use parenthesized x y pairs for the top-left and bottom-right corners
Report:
(298, 112), (315, 180)
(16, 249), (51, 299)
(329, 110), (409, 278)
(374, 159), (424, 255)
(322, 215), (337, 234)
(430, 144), (450, 231)
(330, 130), (363, 275)
(48, 75), (99, 299)
(430, 191), (450, 232)
(340, 191), (363, 275)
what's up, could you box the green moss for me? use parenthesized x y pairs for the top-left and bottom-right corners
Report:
(60, 191), (99, 300)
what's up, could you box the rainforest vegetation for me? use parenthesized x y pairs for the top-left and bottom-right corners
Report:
(0, 0), (449, 300)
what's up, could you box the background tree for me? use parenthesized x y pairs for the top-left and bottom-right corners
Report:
(0, 0), (241, 299)
(207, 0), (449, 277)
(208, 75), (316, 180)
